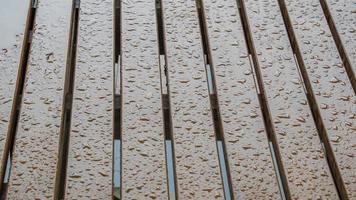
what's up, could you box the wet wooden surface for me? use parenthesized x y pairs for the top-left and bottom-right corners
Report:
(244, 0), (338, 198)
(6, 0), (72, 198)
(0, 0), (30, 189)
(161, 0), (225, 199)
(202, 0), (281, 198)
(65, 0), (113, 198)
(120, 0), (168, 199)
(0, 0), (355, 199)
(285, 0), (356, 198)
(324, 0), (356, 74)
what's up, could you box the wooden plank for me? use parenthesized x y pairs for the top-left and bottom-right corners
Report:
(162, 0), (225, 199)
(7, 0), (72, 198)
(201, 0), (281, 199)
(120, 0), (168, 199)
(244, 0), (339, 198)
(64, 0), (113, 199)
(324, 0), (356, 75)
(0, 0), (31, 187)
(285, 0), (356, 198)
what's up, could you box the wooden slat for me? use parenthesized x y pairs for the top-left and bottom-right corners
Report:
(120, 0), (168, 199)
(64, 0), (113, 198)
(162, 0), (225, 198)
(324, 0), (356, 74)
(244, 0), (339, 198)
(7, 0), (72, 198)
(201, 0), (281, 199)
(0, 0), (31, 187)
(285, 0), (356, 198)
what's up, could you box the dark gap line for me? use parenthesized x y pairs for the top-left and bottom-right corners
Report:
(276, 0), (348, 199)
(195, 1), (234, 199)
(156, 0), (165, 56)
(0, 0), (38, 198)
(319, 0), (356, 93)
(156, 0), (178, 199)
(54, 0), (80, 199)
(162, 95), (171, 140)
(114, 0), (121, 63)
(236, 0), (291, 199)
(113, 0), (121, 149)
(114, 0), (121, 199)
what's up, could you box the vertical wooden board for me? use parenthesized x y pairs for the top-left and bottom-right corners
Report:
(0, 0), (30, 184)
(285, 0), (356, 197)
(65, 0), (113, 199)
(202, 0), (281, 199)
(325, 0), (356, 73)
(7, 0), (72, 198)
(162, 0), (225, 199)
(244, 0), (339, 198)
(120, 0), (168, 199)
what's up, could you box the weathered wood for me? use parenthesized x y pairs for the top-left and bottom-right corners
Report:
(7, 0), (72, 198)
(201, 0), (281, 199)
(120, 0), (168, 199)
(0, 0), (31, 189)
(285, 0), (356, 198)
(162, 0), (225, 199)
(244, 0), (339, 198)
(64, 0), (113, 198)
